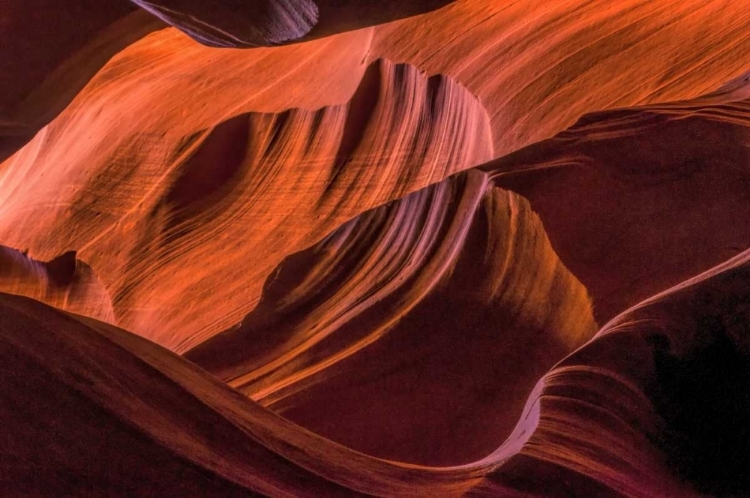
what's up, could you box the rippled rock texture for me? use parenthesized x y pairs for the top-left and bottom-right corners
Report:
(1, 0), (750, 496)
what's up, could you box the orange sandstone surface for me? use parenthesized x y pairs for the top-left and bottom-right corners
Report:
(1, 0), (750, 495)
(2, 0), (749, 351)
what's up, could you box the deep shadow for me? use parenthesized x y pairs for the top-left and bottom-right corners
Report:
(650, 308), (750, 495)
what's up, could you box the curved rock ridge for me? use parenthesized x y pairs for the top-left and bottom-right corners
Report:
(0, 2), (163, 163)
(0, 0), (453, 163)
(186, 171), (598, 465)
(501, 247), (750, 497)
(186, 73), (750, 470)
(3, 0), (748, 165)
(0, 59), (492, 352)
(3, 246), (749, 495)
(0, 0), (747, 351)
(2, 0), (747, 168)
(1, 0), (748, 340)
(0, 246), (114, 323)
(373, 0), (750, 155)
(129, 0), (320, 48)
(0, 292), (539, 497)
(482, 82), (750, 324)
(2, 1), (750, 496)
(129, 0), (455, 48)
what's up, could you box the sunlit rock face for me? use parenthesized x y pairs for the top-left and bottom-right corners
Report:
(2, 0), (750, 495)
(0, 58), (493, 351)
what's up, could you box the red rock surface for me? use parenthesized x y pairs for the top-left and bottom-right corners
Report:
(3, 226), (749, 495)
(2, 0), (749, 352)
(0, 58), (492, 351)
(1, 0), (750, 495)
(187, 176), (598, 465)
(0, 246), (114, 323)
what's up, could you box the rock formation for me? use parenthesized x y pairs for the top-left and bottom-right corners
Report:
(1, 0), (749, 495)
